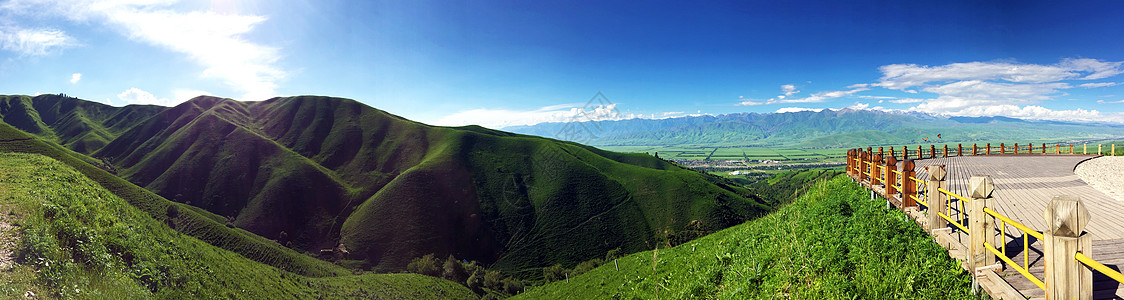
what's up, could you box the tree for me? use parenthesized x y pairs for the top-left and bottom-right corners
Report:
(483, 270), (503, 291)
(466, 268), (485, 293)
(442, 255), (468, 283)
(605, 247), (623, 261)
(543, 263), (564, 282)
(406, 254), (441, 277)
(502, 277), (524, 295)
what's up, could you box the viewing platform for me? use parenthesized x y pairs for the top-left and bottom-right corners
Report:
(847, 143), (1124, 300)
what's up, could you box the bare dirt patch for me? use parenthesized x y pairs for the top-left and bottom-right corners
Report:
(1076, 156), (1124, 202)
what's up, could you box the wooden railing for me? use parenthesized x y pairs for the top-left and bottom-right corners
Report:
(845, 147), (1123, 299)
(845, 143), (1119, 164)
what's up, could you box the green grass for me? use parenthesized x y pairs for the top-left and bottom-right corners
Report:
(0, 153), (476, 299)
(515, 175), (985, 299)
(0, 122), (350, 277)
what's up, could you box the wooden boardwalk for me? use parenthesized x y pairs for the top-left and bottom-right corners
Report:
(907, 155), (1124, 299)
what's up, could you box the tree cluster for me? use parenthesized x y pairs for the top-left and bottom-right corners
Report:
(405, 254), (524, 298)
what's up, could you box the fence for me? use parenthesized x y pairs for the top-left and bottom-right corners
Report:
(846, 144), (1122, 299)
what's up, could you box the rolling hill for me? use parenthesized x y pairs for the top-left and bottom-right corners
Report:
(0, 94), (774, 279)
(0, 151), (476, 299)
(504, 109), (1124, 147)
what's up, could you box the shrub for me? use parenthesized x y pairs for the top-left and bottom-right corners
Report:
(542, 264), (564, 282)
(442, 255), (468, 283)
(604, 247), (623, 261)
(466, 269), (485, 293)
(502, 277), (524, 295)
(483, 270), (503, 291)
(569, 258), (603, 276)
(405, 254), (441, 277)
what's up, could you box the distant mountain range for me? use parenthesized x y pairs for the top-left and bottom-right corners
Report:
(0, 94), (772, 278)
(504, 109), (1124, 148)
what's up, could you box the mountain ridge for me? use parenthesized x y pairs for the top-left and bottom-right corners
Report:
(503, 108), (1124, 147)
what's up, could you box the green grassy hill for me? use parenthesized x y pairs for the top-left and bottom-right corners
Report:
(0, 94), (164, 153)
(1, 94), (774, 280)
(515, 175), (984, 299)
(0, 152), (476, 299)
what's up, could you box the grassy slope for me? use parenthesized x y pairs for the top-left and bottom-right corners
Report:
(0, 122), (349, 277)
(0, 153), (476, 299)
(516, 175), (984, 299)
(82, 95), (772, 277)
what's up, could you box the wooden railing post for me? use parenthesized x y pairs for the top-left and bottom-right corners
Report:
(943, 144), (949, 157)
(847, 149), (854, 177)
(958, 144), (963, 156)
(879, 147), (884, 160)
(902, 160), (916, 208)
(1084, 143), (1087, 155)
(930, 145), (936, 158)
(1015, 143), (1020, 154)
(918, 145), (923, 158)
(969, 175), (996, 292)
(1030, 143), (1034, 153)
(1043, 195), (1093, 300)
(886, 156), (898, 205)
(1113, 144), (1116, 156)
(903, 146), (909, 160)
(889, 147), (895, 161)
(987, 143), (991, 155)
(926, 165), (947, 231)
(859, 150), (868, 183)
(1000, 143), (1005, 155)
(872, 153), (883, 187)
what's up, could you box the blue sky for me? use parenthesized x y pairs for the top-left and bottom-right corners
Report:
(3, 0), (1124, 128)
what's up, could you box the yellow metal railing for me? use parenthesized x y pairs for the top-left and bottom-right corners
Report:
(1076, 252), (1124, 286)
(937, 188), (969, 232)
(983, 207), (1045, 290)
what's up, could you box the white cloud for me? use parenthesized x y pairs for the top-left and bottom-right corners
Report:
(889, 98), (925, 104)
(934, 105), (1118, 122)
(69, 73), (81, 84)
(775, 107), (824, 113)
(1, 0), (283, 100)
(1079, 82), (1119, 88)
(117, 87), (170, 105)
(740, 87), (869, 106)
(0, 26), (76, 56)
(1098, 100), (1124, 104)
(846, 102), (869, 110)
(838, 58), (1124, 122)
(875, 59), (1123, 91)
(436, 103), (642, 129)
(778, 87), (870, 104)
(781, 84), (799, 96)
